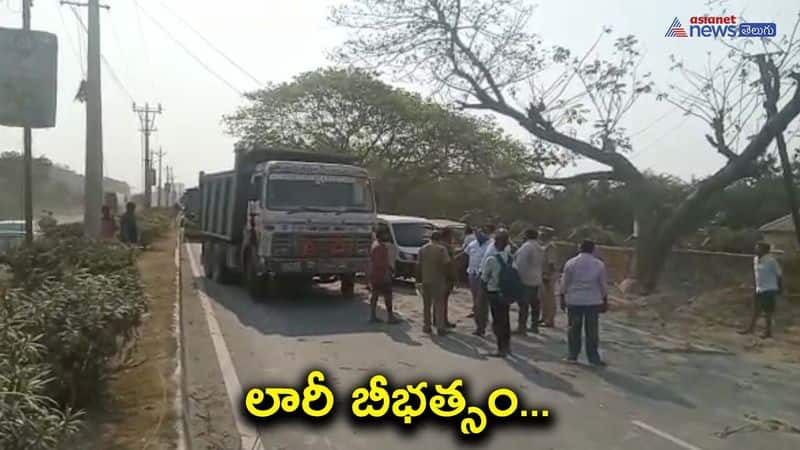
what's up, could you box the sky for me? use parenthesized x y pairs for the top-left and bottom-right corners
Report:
(0, 0), (798, 193)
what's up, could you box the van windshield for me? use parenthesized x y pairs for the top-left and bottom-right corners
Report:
(267, 174), (373, 212)
(392, 222), (433, 247)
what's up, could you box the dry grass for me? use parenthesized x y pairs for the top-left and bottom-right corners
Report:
(77, 228), (179, 449)
(614, 285), (800, 363)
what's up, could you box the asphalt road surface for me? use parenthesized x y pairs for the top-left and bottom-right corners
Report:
(181, 243), (800, 450)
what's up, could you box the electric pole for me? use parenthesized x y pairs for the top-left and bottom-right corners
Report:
(22, 0), (33, 244)
(62, 0), (109, 238)
(133, 102), (162, 208)
(155, 147), (165, 207)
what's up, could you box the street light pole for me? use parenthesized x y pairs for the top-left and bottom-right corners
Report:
(22, 0), (33, 244)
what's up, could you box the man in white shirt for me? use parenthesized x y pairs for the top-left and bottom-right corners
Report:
(740, 241), (782, 338)
(462, 225), (476, 250)
(464, 226), (492, 335)
(514, 228), (545, 334)
(560, 240), (608, 366)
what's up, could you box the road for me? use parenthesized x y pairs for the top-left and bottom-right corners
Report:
(180, 243), (800, 450)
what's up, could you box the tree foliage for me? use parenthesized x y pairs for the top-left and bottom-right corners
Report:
(331, 0), (800, 291)
(224, 67), (545, 210)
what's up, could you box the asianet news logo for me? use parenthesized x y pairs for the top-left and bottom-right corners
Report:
(665, 16), (776, 38)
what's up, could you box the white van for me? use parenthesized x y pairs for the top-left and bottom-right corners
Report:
(376, 214), (434, 279)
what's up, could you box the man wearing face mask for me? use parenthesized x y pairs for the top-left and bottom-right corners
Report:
(464, 225), (492, 335)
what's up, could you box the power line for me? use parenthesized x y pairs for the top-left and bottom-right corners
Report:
(54, 1), (84, 75)
(628, 109), (678, 138)
(131, 0), (155, 94)
(630, 115), (692, 159)
(133, 1), (243, 95)
(69, 6), (134, 102)
(156, 0), (262, 87)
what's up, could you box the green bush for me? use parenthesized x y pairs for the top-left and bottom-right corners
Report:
(139, 208), (174, 247)
(0, 237), (136, 291)
(15, 269), (147, 406)
(0, 228), (151, 447)
(0, 293), (83, 450)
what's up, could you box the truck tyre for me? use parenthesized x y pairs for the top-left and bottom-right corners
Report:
(212, 251), (234, 285)
(245, 250), (270, 301)
(341, 274), (355, 298)
(201, 243), (213, 278)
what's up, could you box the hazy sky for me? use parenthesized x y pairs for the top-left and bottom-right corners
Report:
(0, 0), (797, 192)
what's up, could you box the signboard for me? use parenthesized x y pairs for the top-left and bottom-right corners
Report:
(0, 27), (58, 128)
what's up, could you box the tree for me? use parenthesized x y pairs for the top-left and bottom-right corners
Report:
(331, 0), (800, 292)
(223, 67), (541, 211)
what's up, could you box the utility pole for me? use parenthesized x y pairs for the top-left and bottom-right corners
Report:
(155, 147), (165, 207)
(22, 0), (33, 244)
(62, 0), (109, 238)
(133, 102), (162, 208)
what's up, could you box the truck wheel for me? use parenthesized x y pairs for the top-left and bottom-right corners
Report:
(340, 274), (355, 298)
(202, 243), (213, 278)
(212, 253), (234, 285)
(245, 252), (270, 301)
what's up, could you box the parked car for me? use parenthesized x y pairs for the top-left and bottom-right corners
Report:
(0, 220), (38, 254)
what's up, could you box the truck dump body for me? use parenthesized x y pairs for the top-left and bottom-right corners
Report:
(198, 170), (235, 241)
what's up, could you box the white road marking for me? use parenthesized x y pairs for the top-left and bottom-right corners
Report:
(186, 245), (262, 450)
(632, 420), (704, 450)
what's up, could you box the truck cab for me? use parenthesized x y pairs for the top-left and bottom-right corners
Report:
(375, 215), (434, 279)
(198, 148), (376, 299)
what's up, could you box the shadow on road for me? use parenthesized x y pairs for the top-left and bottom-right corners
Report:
(195, 275), (422, 347)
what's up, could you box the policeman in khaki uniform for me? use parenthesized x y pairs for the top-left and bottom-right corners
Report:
(538, 226), (558, 327)
(416, 230), (451, 336)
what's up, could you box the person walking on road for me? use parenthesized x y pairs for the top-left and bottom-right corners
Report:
(739, 241), (782, 338)
(538, 226), (558, 328)
(120, 202), (139, 245)
(560, 240), (608, 367)
(464, 227), (492, 335)
(481, 229), (516, 357)
(369, 229), (398, 324)
(417, 230), (452, 336)
(515, 228), (545, 334)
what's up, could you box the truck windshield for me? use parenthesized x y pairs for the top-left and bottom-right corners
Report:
(392, 223), (433, 247)
(267, 174), (374, 212)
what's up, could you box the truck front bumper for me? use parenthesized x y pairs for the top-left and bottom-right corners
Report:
(266, 258), (368, 275)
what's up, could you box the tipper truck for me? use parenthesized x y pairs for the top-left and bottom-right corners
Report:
(197, 145), (377, 299)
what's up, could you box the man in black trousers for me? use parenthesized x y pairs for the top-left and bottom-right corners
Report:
(560, 240), (608, 367)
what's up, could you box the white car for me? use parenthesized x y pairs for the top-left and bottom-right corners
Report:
(0, 220), (40, 254)
(375, 214), (435, 279)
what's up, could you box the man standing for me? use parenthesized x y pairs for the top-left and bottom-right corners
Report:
(514, 228), (545, 334)
(560, 240), (607, 366)
(369, 229), (398, 324)
(462, 225), (476, 250)
(481, 229), (514, 357)
(439, 227), (457, 329)
(538, 226), (558, 328)
(417, 230), (451, 335)
(120, 202), (139, 245)
(740, 242), (782, 338)
(99, 205), (119, 240)
(464, 227), (491, 335)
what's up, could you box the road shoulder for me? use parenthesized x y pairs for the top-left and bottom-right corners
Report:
(180, 244), (241, 450)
